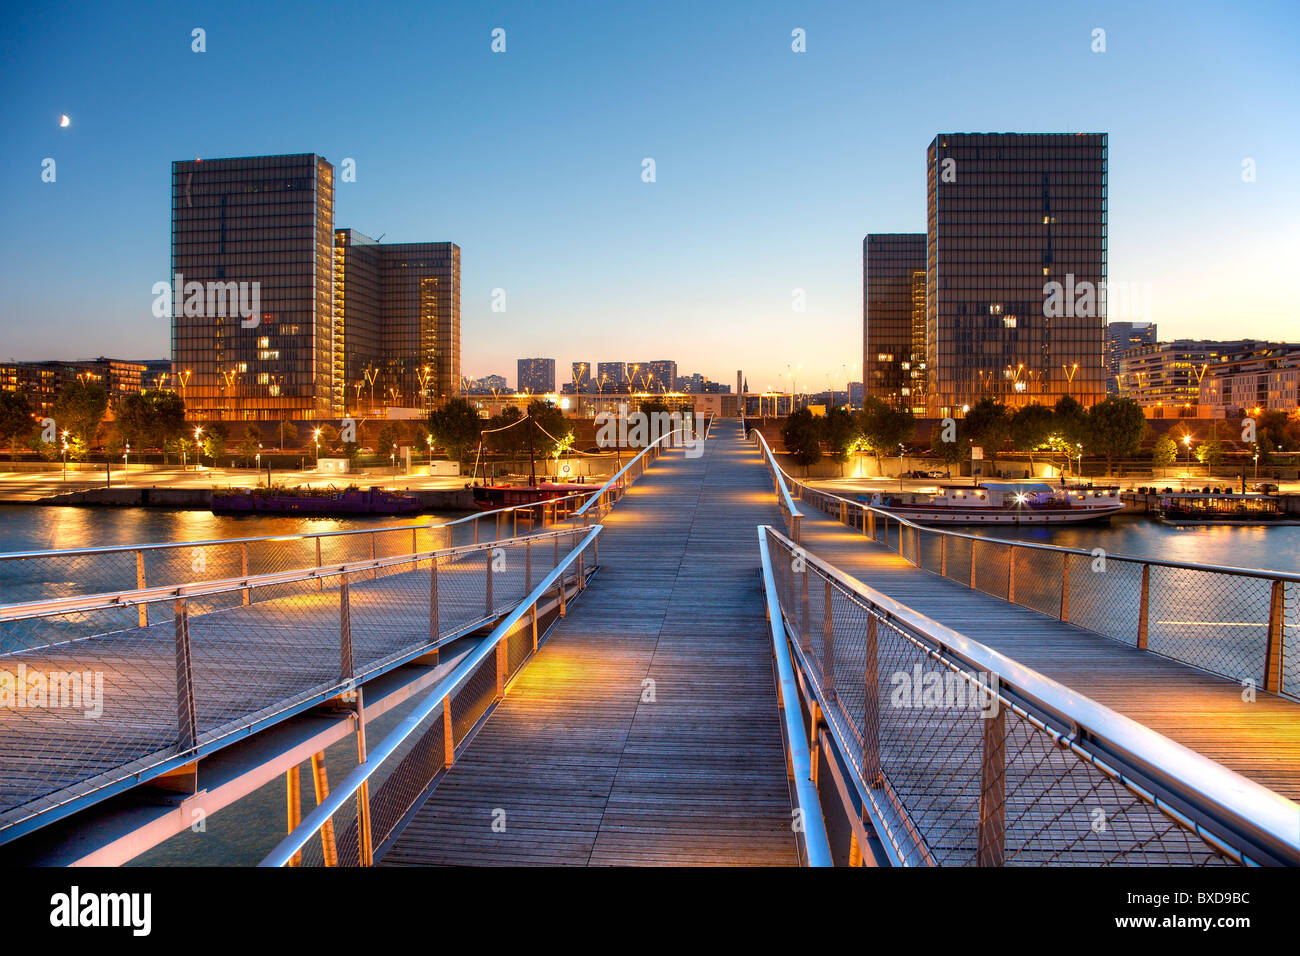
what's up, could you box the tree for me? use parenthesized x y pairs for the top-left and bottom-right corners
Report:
(0, 391), (35, 459)
(1195, 421), (1226, 469)
(485, 407), (526, 455)
(428, 398), (483, 462)
(858, 397), (916, 468)
(822, 406), (859, 474)
(238, 425), (263, 467)
(1256, 409), (1300, 453)
(1009, 403), (1054, 471)
(1085, 396), (1146, 475)
(1053, 395), (1087, 445)
(1151, 434), (1178, 467)
(782, 407), (823, 470)
(377, 422), (401, 460)
(525, 399), (567, 457)
(116, 389), (186, 462)
(200, 422), (229, 462)
(962, 398), (1011, 464)
(52, 381), (108, 448)
(929, 418), (970, 469)
(277, 419), (299, 451)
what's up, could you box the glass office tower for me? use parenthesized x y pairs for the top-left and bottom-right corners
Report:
(864, 234), (927, 409)
(517, 358), (557, 394)
(379, 242), (460, 409)
(925, 133), (1108, 416)
(171, 154), (335, 421)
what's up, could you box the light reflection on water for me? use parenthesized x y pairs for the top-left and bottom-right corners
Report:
(963, 515), (1300, 575)
(4, 506), (1297, 864)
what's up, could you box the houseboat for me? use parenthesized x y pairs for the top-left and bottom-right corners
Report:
(212, 486), (423, 516)
(859, 482), (1123, 525)
(1155, 492), (1284, 524)
(471, 481), (594, 511)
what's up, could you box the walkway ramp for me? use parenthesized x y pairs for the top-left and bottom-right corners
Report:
(794, 503), (1300, 801)
(382, 420), (798, 865)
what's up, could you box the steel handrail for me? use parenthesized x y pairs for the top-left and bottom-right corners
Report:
(757, 443), (1300, 582)
(762, 523), (1300, 866)
(0, 525), (582, 623)
(751, 429), (803, 524)
(259, 523), (603, 867)
(756, 526), (832, 866)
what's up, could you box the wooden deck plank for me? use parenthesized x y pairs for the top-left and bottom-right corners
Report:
(381, 419), (799, 866)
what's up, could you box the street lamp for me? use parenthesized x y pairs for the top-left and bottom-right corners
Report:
(1182, 434), (1193, 475)
(61, 437), (68, 481)
(426, 434), (433, 469)
(313, 428), (322, 464)
(193, 426), (203, 470)
(124, 442), (130, 472)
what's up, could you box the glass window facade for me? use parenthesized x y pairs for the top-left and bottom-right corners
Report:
(863, 234), (927, 410)
(926, 133), (1108, 416)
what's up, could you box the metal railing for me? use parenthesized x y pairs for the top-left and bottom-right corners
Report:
(752, 428), (802, 542)
(0, 415), (703, 844)
(0, 414), (713, 610)
(0, 525), (594, 843)
(758, 524), (1300, 867)
(750, 432), (1299, 702)
(261, 525), (603, 867)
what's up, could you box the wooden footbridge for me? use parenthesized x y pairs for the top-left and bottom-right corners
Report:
(1, 417), (1296, 867)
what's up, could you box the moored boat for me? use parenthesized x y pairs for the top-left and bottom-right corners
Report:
(471, 481), (593, 511)
(860, 482), (1123, 525)
(1156, 492), (1285, 525)
(212, 486), (423, 516)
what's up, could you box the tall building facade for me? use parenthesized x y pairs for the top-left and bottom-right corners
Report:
(925, 133), (1108, 415)
(517, 358), (557, 394)
(571, 362), (592, 392)
(863, 234), (927, 412)
(172, 154), (336, 422)
(172, 154), (460, 422)
(596, 362), (628, 389)
(1105, 321), (1157, 395)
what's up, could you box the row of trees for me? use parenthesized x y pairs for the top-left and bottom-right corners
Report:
(780, 395), (1151, 474)
(426, 398), (573, 464)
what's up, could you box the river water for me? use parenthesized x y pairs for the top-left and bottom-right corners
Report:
(1, 505), (1295, 864)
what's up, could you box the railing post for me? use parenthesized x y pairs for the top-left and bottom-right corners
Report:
(316, 537), (323, 592)
(977, 705), (1006, 867)
(241, 542), (250, 606)
(1007, 544), (1016, 603)
(136, 551), (148, 627)
(310, 752), (337, 866)
(800, 563), (811, 651)
(174, 598), (197, 753)
(485, 547), (494, 617)
(495, 635), (507, 701)
(868, 510), (875, 540)
(442, 696), (455, 768)
(1263, 579), (1285, 695)
(429, 555), (440, 660)
(353, 694), (374, 867)
(970, 539), (978, 590)
(863, 616), (880, 786)
(531, 603), (539, 651)
(370, 530), (377, 580)
(286, 764), (302, 867)
(1060, 552), (1071, 621)
(340, 577), (353, 682)
(1137, 563), (1150, 650)
(525, 538), (532, 592)
(822, 578), (836, 702)
(940, 533), (948, 577)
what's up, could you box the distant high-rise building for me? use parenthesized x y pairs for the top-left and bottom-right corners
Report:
(1105, 321), (1157, 395)
(596, 362), (627, 390)
(634, 360), (677, 392)
(517, 358), (556, 394)
(571, 362), (592, 392)
(466, 374), (507, 394)
(172, 154), (460, 422)
(1120, 340), (1261, 410)
(172, 154), (336, 422)
(925, 133), (1108, 415)
(334, 230), (462, 413)
(864, 234), (927, 411)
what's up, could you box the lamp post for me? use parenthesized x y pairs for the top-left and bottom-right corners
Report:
(124, 442), (130, 474)
(426, 434), (433, 471)
(313, 428), (322, 465)
(1062, 363), (1079, 397)
(193, 426), (203, 470)
(61, 439), (68, 481)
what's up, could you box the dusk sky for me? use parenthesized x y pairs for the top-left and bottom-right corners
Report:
(2, 0), (1297, 392)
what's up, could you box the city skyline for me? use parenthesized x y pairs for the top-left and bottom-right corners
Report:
(3, 1), (1298, 392)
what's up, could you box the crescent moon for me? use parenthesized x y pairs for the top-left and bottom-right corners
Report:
(59, 114), (70, 127)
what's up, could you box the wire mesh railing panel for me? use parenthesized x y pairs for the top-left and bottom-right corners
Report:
(450, 656), (498, 743)
(971, 539), (1010, 601)
(1010, 546), (1065, 618)
(0, 549), (142, 607)
(762, 528), (1236, 867)
(1145, 566), (1272, 686)
(363, 706), (448, 856)
(917, 529), (944, 575)
(944, 535), (973, 588)
(1064, 554), (1143, 647)
(1284, 582), (1299, 701)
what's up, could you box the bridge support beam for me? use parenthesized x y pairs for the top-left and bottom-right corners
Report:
(1263, 579), (1285, 695)
(286, 765), (302, 867)
(310, 752), (338, 867)
(977, 707), (1006, 867)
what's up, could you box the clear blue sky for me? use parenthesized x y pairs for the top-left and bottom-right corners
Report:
(2, 0), (1297, 392)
